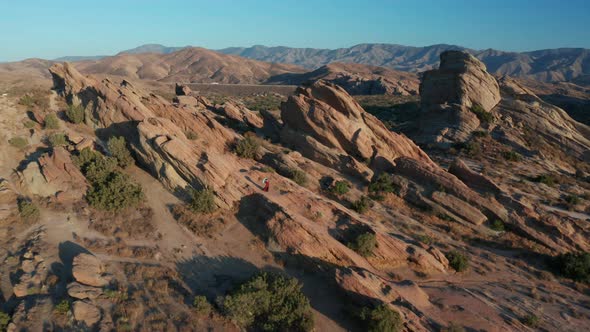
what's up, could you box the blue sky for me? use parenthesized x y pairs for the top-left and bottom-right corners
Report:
(1, 0), (589, 62)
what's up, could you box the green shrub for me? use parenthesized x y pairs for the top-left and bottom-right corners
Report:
(0, 311), (10, 331)
(108, 136), (134, 168)
(193, 296), (212, 316)
(368, 173), (396, 194)
(472, 130), (488, 138)
(490, 219), (505, 232)
(348, 232), (377, 257)
(221, 272), (313, 331)
(417, 234), (434, 246)
(565, 194), (581, 206)
(446, 250), (469, 272)
(470, 104), (493, 123)
(533, 174), (556, 186)
(289, 169), (308, 186)
(550, 252), (590, 283)
(65, 104), (85, 124)
(351, 196), (370, 214)
(521, 314), (540, 327)
(18, 199), (40, 222)
(18, 90), (49, 109)
(260, 166), (275, 173)
(48, 133), (68, 147)
(23, 120), (36, 129)
(82, 155), (118, 184)
(8, 137), (28, 149)
(359, 304), (402, 332)
(502, 150), (522, 162)
(86, 172), (144, 211)
(463, 141), (481, 157)
(75, 149), (143, 211)
(189, 187), (217, 214)
(185, 131), (198, 140)
(330, 180), (350, 195)
(44, 113), (60, 129)
(54, 300), (70, 315)
(235, 135), (260, 159)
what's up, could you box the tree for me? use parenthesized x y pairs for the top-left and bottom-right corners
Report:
(359, 304), (402, 332)
(348, 232), (377, 257)
(86, 172), (143, 211)
(235, 135), (260, 159)
(189, 187), (217, 214)
(446, 250), (469, 272)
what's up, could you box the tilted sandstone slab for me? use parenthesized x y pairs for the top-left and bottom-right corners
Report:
(281, 80), (434, 175)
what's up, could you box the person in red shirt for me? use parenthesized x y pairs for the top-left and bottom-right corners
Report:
(263, 178), (270, 192)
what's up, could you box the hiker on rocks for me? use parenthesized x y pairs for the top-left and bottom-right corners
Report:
(262, 177), (270, 192)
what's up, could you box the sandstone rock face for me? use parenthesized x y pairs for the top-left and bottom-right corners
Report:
(417, 51), (501, 144)
(72, 253), (109, 287)
(421, 51), (501, 111)
(67, 282), (102, 300)
(449, 158), (502, 194)
(281, 80), (434, 176)
(214, 101), (264, 129)
(175, 83), (192, 96)
(20, 147), (87, 201)
(496, 76), (590, 162)
(72, 301), (101, 327)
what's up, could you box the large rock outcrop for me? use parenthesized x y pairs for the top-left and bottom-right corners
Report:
(281, 80), (434, 177)
(19, 147), (87, 202)
(416, 51), (501, 144)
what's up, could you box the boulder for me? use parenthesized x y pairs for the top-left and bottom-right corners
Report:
(67, 282), (102, 300)
(72, 301), (101, 326)
(72, 253), (109, 287)
(175, 83), (192, 96)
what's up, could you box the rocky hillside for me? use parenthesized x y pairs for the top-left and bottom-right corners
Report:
(267, 62), (419, 95)
(1, 50), (590, 331)
(75, 47), (306, 84)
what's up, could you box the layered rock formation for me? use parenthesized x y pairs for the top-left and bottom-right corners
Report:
(416, 51), (501, 144)
(281, 80), (433, 177)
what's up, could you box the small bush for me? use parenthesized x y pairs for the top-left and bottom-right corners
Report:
(84, 156), (118, 184)
(44, 113), (60, 129)
(193, 296), (212, 316)
(564, 194), (580, 206)
(18, 90), (49, 109)
(351, 196), (371, 214)
(330, 180), (350, 195)
(0, 311), (10, 331)
(260, 166), (275, 173)
(470, 104), (493, 123)
(490, 219), (505, 232)
(8, 137), (28, 149)
(54, 300), (70, 315)
(446, 250), (469, 272)
(348, 232), (377, 257)
(521, 314), (540, 327)
(550, 252), (590, 283)
(65, 104), (85, 124)
(368, 173), (396, 194)
(23, 120), (36, 129)
(221, 272), (314, 331)
(86, 172), (144, 211)
(185, 131), (198, 140)
(18, 199), (40, 222)
(533, 174), (556, 186)
(359, 304), (402, 332)
(235, 135), (260, 159)
(48, 133), (68, 147)
(502, 150), (522, 162)
(107, 136), (134, 168)
(289, 169), (308, 186)
(189, 187), (217, 214)
(463, 141), (481, 157)
(417, 234), (434, 246)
